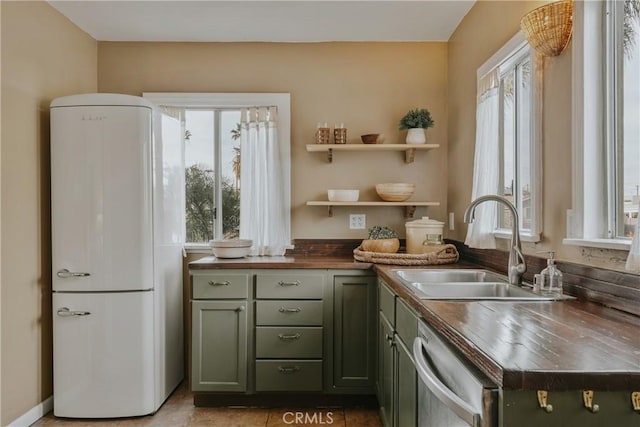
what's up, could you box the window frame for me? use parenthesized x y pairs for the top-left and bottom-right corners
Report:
(143, 92), (291, 251)
(477, 31), (543, 243)
(565, 0), (633, 251)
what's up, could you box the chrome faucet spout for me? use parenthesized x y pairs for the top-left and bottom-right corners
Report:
(463, 195), (526, 286)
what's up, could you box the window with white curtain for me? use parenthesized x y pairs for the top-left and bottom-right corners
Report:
(143, 93), (291, 253)
(566, 0), (639, 254)
(498, 47), (535, 236)
(466, 32), (542, 249)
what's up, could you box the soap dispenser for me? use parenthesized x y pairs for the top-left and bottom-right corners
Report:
(538, 251), (563, 296)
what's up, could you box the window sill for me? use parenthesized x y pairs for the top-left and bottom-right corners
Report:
(494, 230), (541, 243)
(563, 238), (631, 251)
(183, 243), (296, 255)
(184, 244), (212, 254)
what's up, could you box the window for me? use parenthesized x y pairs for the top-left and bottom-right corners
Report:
(184, 109), (241, 242)
(608, 0), (640, 239)
(143, 93), (291, 249)
(567, 0), (639, 249)
(468, 31), (541, 248)
(498, 48), (535, 235)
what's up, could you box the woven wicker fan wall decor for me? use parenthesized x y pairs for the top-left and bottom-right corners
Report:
(520, 0), (574, 57)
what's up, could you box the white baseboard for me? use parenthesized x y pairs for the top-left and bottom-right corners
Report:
(8, 396), (53, 427)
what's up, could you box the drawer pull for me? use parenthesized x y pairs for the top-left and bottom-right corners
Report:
(632, 391), (640, 413)
(278, 307), (301, 313)
(278, 366), (301, 374)
(582, 390), (599, 413)
(278, 280), (300, 287)
(278, 333), (301, 341)
(208, 280), (230, 286)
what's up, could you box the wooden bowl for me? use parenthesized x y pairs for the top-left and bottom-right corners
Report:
(361, 238), (400, 253)
(375, 183), (415, 202)
(361, 134), (383, 144)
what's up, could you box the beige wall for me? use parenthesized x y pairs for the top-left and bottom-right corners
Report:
(0, 1), (97, 424)
(447, 0), (631, 271)
(98, 41), (449, 239)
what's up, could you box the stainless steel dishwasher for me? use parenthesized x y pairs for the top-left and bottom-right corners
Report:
(413, 320), (498, 427)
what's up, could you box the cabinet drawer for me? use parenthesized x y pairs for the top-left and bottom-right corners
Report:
(396, 298), (419, 346)
(255, 360), (322, 391)
(256, 272), (325, 299)
(379, 279), (396, 326)
(192, 273), (249, 299)
(256, 327), (323, 359)
(256, 300), (323, 326)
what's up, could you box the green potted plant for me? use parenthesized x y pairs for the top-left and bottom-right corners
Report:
(361, 225), (400, 253)
(399, 108), (434, 144)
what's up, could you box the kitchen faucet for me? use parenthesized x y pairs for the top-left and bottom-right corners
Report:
(463, 195), (527, 286)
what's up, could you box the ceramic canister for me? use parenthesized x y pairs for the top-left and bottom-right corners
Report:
(405, 216), (445, 254)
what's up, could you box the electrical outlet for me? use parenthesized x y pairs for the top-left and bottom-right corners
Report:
(349, 214), (366, 230)
(449, 212), (455, 231)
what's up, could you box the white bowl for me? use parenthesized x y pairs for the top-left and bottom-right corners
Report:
(209, 239), (252, 248)
(375, 183), (415, 202)
(209, 239), (252, 258)
(328, 189), (359, 202)
(210, 246), (252, 258)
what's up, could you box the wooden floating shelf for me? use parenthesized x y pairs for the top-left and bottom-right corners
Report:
(306, 201), (441, 218)
(306, 143), (439, 163)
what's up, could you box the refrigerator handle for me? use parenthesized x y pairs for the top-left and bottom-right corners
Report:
(57, 307), (91, 317)
(57, 269), (91, 278)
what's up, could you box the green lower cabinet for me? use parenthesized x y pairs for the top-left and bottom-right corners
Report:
(332, 274), (377, 391)
(502, 390), (640, 427)
(378, 312), (395, 427)
(191, 300), (248, 392)
(377, 281), (419, 427)
(395, 337), (417, 427)
(255, 360), (323, 392)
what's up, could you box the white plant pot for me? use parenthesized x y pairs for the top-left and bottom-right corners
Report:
(406, 128), (426, 144)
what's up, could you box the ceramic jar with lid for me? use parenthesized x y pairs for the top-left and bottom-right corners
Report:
(405, 216), (445, 254)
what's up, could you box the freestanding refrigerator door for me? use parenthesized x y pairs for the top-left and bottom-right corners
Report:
(51, 102), (153, 293)
(53, 291), (155, 418)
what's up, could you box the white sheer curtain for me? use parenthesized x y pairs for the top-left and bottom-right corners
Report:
(239, 107), (289, 256)
(626, 211), (640, 272)
(465, 70), (500, 249)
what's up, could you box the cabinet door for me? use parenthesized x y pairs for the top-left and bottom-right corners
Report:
(191, 300), (247, 392)
(378, 313), (395, 427)
(395, 337), (417, 427)
(333, 275), (376, 390)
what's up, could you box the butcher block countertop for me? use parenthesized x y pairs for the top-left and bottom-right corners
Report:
(189, 255), (373, 270)
(189, 255), (640, 391)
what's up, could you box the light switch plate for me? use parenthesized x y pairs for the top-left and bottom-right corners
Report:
(349, 214), (366, 230)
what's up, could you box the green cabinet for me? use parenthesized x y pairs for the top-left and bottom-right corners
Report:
(190, 267), (377, 396)
(255, 271), (326, 392)
(377, 279), (419, 427)
(395, 337), (417, 427)
(191, 300), (248, 391)
(378, 310), (396, 426)
(331, 273), (377, 392)
(191, 270), (251, 392)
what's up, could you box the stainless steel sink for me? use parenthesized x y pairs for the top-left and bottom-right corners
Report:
(393, 269), (506, 284)
(391, 269), (572, 301)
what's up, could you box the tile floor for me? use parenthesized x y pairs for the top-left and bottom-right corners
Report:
(32, 383), (382, 427)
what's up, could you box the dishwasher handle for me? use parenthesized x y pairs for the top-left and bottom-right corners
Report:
(413, 337), (481, 427)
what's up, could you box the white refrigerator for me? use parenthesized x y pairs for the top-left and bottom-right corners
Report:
(50, 93), (184, 418)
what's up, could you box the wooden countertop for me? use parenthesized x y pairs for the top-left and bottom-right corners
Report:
(189, 255), (640, 391)
(189, 255), (373, 270)
(375, 265), (640, 391)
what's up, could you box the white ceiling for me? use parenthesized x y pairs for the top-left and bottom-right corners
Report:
(47, 1), (476, 42)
